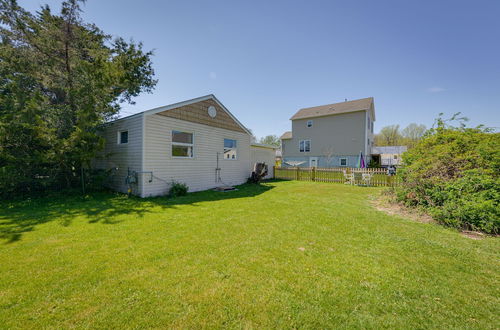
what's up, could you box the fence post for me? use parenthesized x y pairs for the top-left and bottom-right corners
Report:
(295, 167), (300, 180)
(311, 167), (316, 181)
(272, 165), (276, 179)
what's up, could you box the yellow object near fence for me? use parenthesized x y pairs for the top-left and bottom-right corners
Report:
(273, 166), (399, 187)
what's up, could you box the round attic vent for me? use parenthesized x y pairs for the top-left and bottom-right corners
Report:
(208, 105), (217, 118)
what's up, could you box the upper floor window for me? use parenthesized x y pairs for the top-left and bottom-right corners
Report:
(371, 121), (374, 133)
(299, 140), (310, 152)
(118, 130), (128, 144)
(224, 139), (237, 160)
(367, 117), (370, 130)
(306, 120), (313, 128)
(172, 130), (193, 158)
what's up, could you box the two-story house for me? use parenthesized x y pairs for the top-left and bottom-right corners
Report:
(280, 97), (375, 168)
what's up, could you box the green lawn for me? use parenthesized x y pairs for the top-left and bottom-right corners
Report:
(0, 181), (498, 328)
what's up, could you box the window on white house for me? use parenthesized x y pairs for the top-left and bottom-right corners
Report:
(224, 139), (237, 159)
(367, 117), (370, 130)
(371, 121), (374, 133)
(307, 120), (313, 128)
(394, 155), (398, 159)
(299, 140), (310, 152)
(172, 130), (193, 158)
(340, 158), (347, 166)
(118, 130), (128, 144)
(368, 138), (370, 146)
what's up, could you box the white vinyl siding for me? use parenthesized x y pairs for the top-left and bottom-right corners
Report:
(250, 146), (275, 179)
(142, 114), (251, 196)
(93, 115), (143, 195)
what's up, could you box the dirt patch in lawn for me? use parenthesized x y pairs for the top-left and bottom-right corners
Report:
(460, 231), (487, 240)
(370, 194), (491, 240)
(370, 195), (435, 224)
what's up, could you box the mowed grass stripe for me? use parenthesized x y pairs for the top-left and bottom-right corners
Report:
(0, 181), (498, 328)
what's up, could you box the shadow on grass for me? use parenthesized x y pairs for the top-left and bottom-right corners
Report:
(0, 182), (275, 244)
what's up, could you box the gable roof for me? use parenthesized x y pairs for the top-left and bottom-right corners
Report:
(280, 131), (292, 140)
(290, 97), (374, 121)
(108, 94), (251, 136)
(145, 94), (252, 135)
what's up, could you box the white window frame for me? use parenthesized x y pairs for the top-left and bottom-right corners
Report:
(117, 130), (128, 144)
(306, 120), (313, 128)
(223, 138), (238, 160)
(340, 158), (347, 166)
(299, 140), (311, 152)
(171, 130), (194, 158)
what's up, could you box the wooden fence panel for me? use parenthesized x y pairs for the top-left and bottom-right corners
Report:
(273, 166), (398, 187)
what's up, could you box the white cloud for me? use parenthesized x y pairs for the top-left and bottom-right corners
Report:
(209, 72), (217, 80)
(427, 87), (446, 93)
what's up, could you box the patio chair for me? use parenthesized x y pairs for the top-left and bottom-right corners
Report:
(361, 173), (372, 186)
(343, 170), (355, 185)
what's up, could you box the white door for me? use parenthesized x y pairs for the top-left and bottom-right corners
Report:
(309, 157), (318, 167)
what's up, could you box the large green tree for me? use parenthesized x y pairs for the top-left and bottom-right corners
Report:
(374, 125), (402, 146)
(0, 0), (156, 196)
(259, 134), (280, 147)
(401, 123), (427, 148)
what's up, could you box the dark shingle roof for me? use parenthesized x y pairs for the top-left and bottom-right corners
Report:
(291, 97), (374, 120)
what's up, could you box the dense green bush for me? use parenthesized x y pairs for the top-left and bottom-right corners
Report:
(168, 181), (189, 197)
(396, 117), (499, 234)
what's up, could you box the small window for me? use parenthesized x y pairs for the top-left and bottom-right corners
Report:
(172, 130), (193, 158)
(307, 120), (313, 128)
(394, 155), (398, 159)
(299, 140), (310, 152)
(368, 138), (370, 146)
(340, 158), (347, 166)
(367, 117), (370, 130)
(371, 121), (374, 133)
(118, 130), (128, 144)
(224, 139), (237, 160)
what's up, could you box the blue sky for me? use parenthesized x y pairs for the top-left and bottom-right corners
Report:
(20, 0), (500, 138)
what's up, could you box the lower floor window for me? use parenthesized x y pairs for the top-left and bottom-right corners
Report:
(340, 158), (347, 166)
(224, 139), (237, 159)
(299, 140), (310, 152)
(172, 130), (193, 158)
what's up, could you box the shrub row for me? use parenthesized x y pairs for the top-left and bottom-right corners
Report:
(396, 125), (499, 234)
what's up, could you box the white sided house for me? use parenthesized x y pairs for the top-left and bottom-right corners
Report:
(94, 95), (275, 197)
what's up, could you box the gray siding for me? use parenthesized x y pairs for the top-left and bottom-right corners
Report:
(142, 114), (251, 197)
(282, 155), (363, 168)
(93, 114), (144, 195)
(282, 110), (367, 158)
